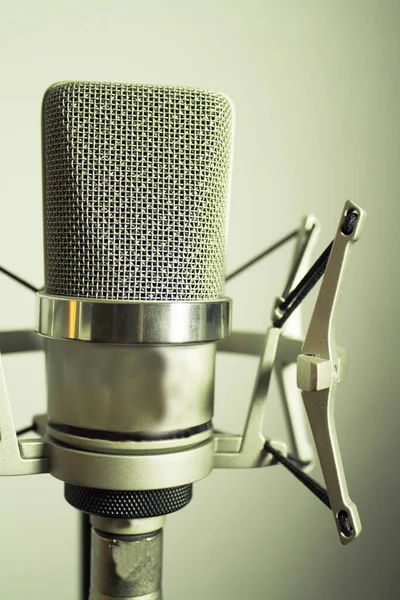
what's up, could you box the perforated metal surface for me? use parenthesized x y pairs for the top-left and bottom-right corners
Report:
(42, 81), (234, 300)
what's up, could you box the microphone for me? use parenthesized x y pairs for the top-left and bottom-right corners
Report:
(0, 80), (365, 599)
(38, 81), (234, 599)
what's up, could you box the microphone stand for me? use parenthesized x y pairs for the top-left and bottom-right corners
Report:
(81, 514), (91, 600)
(88, 516), (164, 599)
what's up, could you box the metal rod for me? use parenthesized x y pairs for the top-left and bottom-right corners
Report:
(89, 519), (163, 599)
(81, 513), (91, 600)
(225, 229), (299, 282)
(0, 265), (39, 293)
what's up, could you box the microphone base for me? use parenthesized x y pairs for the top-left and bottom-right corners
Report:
(48, 435), (213, 490)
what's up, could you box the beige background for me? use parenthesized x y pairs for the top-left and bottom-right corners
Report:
(0, 1), (398, 598)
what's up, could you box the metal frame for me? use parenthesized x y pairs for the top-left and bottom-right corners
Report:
(297, 200), (366, 543)
(0, 355), (48, 476)
(214, 214), (321, 470)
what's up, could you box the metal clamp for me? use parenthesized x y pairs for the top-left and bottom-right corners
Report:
(215, 214), (320, 470)
(297, 200), (366, 544)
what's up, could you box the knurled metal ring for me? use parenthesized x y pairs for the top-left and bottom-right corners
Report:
(65, 484), (193, 518)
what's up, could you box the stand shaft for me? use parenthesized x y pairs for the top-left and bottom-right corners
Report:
(81, 513), (91, 600)
(89, 521), (163, 600)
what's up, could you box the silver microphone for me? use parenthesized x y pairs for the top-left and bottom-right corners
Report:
(38, 81), (234, 599)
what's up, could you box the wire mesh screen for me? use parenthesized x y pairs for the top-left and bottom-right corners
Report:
(42, 81), (234, 300)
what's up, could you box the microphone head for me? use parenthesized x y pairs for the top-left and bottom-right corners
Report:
(42, 81), (234, 301)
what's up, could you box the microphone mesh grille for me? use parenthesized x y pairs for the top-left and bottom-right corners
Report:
(42, 81), (233, 300)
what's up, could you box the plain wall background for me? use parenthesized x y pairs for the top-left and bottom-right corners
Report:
(0, 1), (398, 598)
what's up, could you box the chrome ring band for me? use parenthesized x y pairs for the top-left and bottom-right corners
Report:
(90, 515), (166, 535)
(37, 294), (231, 344)
(94, 593), (161, 600)
(49, 437), (213, 490)
(46, 423), (212, 454)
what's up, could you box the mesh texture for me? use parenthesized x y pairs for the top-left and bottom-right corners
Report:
(42, 81), (233, 300)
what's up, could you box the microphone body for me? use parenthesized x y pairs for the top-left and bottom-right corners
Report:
(47, 340), (215, 438)
(38, 81), (234, 597)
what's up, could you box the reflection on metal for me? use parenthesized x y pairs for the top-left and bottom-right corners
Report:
(281, 215), (320, 301)
(0, 207), (365, 550)
(218, 330), (304, 361)
(46, 340), (215, 436)
(49, 437), (213, 490)
(214, 327), (287, 468)
(47, 424), (211, 454)
(0, 353), (49, 476)
(277, 343), (345, 471)
(91, 515), (166, 536)
(214, 328), (317, 469)
(0, 330), (44, 354)
(275, 214), (320, 468)
(33, 413), (48, 437)
(217, 331), (265, 356)
(275, 364), (315, 470)
(89, 518), (163, 600)
(215, 214), (321, 471)
(37, 295), (231, 344)
(271, 215), (321, 327)
(298, 200), (366, 545)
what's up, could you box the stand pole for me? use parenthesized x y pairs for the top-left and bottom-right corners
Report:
(89, 516), (164, 599)
(81, 513), (91, 600)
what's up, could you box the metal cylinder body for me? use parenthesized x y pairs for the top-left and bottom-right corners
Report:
(46, 339), (216, 490)
(47, 339), (215, 436)
(40, 81), (234, 493)
(90, 519), (163, 600)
